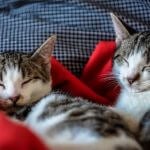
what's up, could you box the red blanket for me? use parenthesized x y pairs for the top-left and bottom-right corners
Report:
(52, 41), (119, 105)
(0, 41), (119, 150)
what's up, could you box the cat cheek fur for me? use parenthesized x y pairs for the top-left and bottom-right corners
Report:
(0, 88), (8, 99)
(16, 80), (52, 105)
(114, 52), (148, 91)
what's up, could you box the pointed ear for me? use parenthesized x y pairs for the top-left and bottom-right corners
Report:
(110, 13), (130, 47)
(31, 35), (57, 64)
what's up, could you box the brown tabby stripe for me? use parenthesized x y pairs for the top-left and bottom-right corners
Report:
(38, 94), (133, 138)
(114, 31), (150, 64)
(0, 52), (50, 82)
(139, 109), (150, 150)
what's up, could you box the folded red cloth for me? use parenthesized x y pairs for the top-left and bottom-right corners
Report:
(52, 41), (120, 105)
(0, 41), (120, 150)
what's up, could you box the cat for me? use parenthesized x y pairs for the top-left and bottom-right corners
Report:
(112, 13), (150, 121)
(0, 35), (56, 119)
(0, 16), (143, 149)
(111, 13), (150, 149)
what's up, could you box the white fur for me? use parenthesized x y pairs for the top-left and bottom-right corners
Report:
(116, 90), (150, 121)
(114, 51), (150, 121)
(49, 134), (141, 150)
(25, 93), (141, 150)
(0, 66), (51, 105)
(0, 66), (22, 99)
(26, 94), (99, 147)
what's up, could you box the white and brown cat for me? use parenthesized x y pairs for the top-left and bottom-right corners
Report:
(111, 13), (150, 149)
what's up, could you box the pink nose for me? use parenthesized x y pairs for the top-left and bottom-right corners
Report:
(127, 77), (135, 85)
(9, 95), (20, 102)
(127, 73), (140, 85)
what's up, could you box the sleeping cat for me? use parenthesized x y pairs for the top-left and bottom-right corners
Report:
(111, 13), (150, 149)
(0, 35), (56, 119)
(112, 14), (150, 121)
(0, 15), (146, 149)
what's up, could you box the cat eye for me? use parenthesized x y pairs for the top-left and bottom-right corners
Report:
(21, 77), (40, 86)
(114, 55), (129, 66)
(22, 79), (33, 86)
(0, 83), (5, 89)
(142, 66), (150, 72)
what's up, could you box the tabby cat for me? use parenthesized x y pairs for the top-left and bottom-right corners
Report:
(0, 14), (147, 149)
(111, 13), (150, 150)
(0, 35), (56, 119)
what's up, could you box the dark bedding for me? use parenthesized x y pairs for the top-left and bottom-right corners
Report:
(0, 0), (149, 75)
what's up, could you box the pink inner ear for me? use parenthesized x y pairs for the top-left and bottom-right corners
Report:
(115, 38), (121, 48)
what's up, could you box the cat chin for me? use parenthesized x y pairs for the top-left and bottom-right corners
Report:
(124, 86), (147, 93)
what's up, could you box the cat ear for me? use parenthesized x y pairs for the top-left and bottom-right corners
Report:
(110, 13), (130, 47)
(31, 35), (57, 64)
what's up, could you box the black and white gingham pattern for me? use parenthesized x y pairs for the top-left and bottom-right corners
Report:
(0, 0), (149, 75)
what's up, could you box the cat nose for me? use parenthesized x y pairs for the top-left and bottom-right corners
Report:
(9, 95), (20, 102)
(127, 78), (134, 85)
(127, 73), (140, 85)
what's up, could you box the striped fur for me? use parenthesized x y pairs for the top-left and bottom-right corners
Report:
(26, 93), (141, 150)
(111, 14), (150, 149)
(0, 35), (56, 119)
(25, 15), (145, 150)
(0, 15), (146, 149)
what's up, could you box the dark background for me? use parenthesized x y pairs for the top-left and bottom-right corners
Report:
(0, 0), (149, 75)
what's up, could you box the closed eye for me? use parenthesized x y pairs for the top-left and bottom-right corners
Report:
(114, 55), (129, 66)
(22, 77), (40, 86)
(142, 66), (150, 72)
(0, 83), (5, 89)
(22, 79), (33, 86)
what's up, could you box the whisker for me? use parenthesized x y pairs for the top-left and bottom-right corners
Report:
(99, 76), (119, 84)
(141, 82), (150, 87)
(98, 73), (119, 81)
(113, 84), (120, 91)
(101, 78), (117, 82)
(104, 80), (119, 89)
(98, 72), (120, 89)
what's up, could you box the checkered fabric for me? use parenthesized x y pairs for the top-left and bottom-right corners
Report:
(0, 0), (149, 75)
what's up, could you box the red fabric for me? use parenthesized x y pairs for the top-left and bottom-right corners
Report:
(0, 41), (120, 150)
(0, 113), (48, 150)
(52, 41), (120, 105)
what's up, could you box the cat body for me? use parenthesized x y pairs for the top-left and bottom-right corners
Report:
(25, 92), (141, 150)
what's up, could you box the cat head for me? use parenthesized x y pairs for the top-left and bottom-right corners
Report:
(0, 35), (56, 108)
(111, 13), (150, 93)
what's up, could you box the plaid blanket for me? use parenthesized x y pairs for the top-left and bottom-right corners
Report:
(0, 0), (149, 75)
